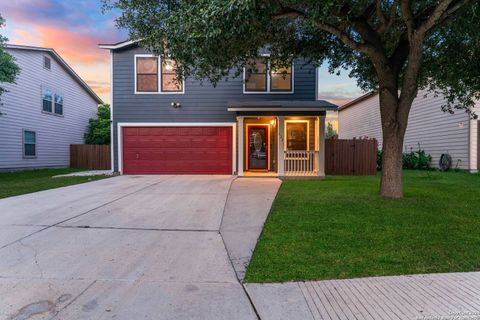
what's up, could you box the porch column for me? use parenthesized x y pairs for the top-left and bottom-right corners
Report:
(318, 116), (326, 177)
(237, 116), (244, 176)
(277, 116), (285, 176)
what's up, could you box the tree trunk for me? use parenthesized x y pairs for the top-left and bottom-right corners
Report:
(378, 88), (408, 198)
(380, 127), (404, 198)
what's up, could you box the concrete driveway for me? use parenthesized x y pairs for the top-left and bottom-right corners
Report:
(0, 175), (281, 319)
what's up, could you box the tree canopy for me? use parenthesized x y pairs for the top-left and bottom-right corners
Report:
(105, 0), (480, 114)
(0, 15), (20, 99)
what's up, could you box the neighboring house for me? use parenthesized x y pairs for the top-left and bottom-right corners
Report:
(0, 44), (103, 171)
(338, 91), (479, 171)
(99, 40), (337, 176)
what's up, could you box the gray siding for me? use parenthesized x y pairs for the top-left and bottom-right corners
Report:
(339, 90), (472, 170)
(0, 49), (98, 170)
(112, 46), (317, 171)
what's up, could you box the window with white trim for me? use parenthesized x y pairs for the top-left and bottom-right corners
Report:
(135, 55), (184, 93)
(54, 93), (63, 115)
(244, 58), (293, 93)
(23, 130), (36, 158)
(285, 121), (308, 150)
(245, 59), (268, 92)
(42, 88), (64, 115)
(42, 88), (53, 112)
(161, 59), (183, 92)
(136, 56), (158, 92)
(270, 65), (292, 92)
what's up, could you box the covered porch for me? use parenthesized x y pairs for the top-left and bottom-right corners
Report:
(228, 100), (337, 177)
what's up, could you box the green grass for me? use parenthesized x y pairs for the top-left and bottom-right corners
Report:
(245, 170), (480, 283)
(0, 168), (111, 199)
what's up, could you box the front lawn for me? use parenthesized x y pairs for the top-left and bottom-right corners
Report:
(0, 168), (111, 199)
(245, 170), (480, 283)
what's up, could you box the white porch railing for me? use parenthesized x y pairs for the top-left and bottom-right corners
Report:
(284, 150), (319, 176)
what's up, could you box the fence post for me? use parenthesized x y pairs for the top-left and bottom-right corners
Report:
(318, 116), (325, 176)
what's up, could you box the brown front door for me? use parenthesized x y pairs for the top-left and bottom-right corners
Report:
(247, 126), (269, 170)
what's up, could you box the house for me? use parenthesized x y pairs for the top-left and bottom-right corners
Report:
(338, 91), (479, 172)
(99, 40), (337, 176)
(0, 44), (103, 171)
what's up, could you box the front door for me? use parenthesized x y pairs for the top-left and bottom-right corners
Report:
(247, 126), (269, 170)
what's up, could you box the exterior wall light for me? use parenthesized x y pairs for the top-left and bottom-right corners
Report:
(171, 102), (181, 109)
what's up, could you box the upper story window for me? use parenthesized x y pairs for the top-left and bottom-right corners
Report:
(135, 55), (184, 94)
(244, 58), (294, 93)
(43, 56), (51, 70)
(161, 59), (183, 92)
(54, 93), (63, 115)
(271, 65), (292, 92)
(42, 88), (63, 116)
(23, 130), (36, 158)
(245, 59), (268, 92)
(42, 88), (53, 112)
(136, 56), (158, 92)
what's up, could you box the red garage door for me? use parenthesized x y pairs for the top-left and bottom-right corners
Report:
(122, 127), (232, 174)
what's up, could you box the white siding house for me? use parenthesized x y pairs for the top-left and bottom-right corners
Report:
(0, 45), (102, 171)
(338, 90), (479, 171)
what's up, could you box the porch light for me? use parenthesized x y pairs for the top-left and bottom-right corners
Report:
(270, 119), (276, 126)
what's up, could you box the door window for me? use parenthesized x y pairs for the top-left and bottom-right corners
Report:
(248, 127), (268, 169)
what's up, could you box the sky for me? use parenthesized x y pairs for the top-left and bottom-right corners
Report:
(1, 0), (363, 107)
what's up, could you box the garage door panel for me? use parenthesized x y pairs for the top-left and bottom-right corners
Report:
(122, 127), (232, 174)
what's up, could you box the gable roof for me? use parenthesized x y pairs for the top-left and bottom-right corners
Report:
(98, 39), (139, 50)
(5, 44), (103, 104)
(338, 91), (377, 111)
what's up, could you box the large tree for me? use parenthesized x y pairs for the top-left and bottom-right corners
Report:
(0, 14), (20, 101)
(105, 0), (480, 198)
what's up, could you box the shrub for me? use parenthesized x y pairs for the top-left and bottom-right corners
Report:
(377, 144), (432, 170)
(85, 104), (110, 145)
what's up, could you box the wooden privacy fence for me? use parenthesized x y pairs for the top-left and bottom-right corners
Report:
(325, 138), (378, 175)
(70, 144), (111, 170)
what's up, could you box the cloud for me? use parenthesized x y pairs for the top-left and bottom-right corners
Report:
(36, 25), (110, 64)
(86, 80), (110, 95)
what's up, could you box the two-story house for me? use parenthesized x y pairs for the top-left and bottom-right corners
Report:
(0, 44), (103, 171)
(100, 40), (337, 176)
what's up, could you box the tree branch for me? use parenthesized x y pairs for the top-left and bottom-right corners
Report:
(418, 0), (455, 34)
(376, 0), (388, 28)
(400, 0), (415, 39)
(272, 5), (375, 55)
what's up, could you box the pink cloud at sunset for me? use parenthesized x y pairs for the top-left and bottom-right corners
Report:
(11, 25), (110, 64)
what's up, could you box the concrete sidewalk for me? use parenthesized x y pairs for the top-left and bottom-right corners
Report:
(245, 272), (480, 320)
(221, 178), (282, 281)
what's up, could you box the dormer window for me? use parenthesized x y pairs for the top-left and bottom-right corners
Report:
(244, 58), (293, 93)
(135, 55), (184, 94)
(44, 56), (51, 70)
